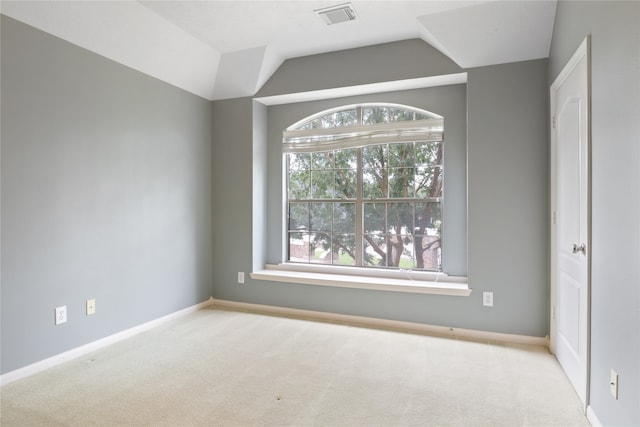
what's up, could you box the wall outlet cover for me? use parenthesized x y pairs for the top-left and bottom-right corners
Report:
(610, 369), (618, 399)
(483, 292), (494, 307)
(86, 299), (96, 315)
(55, 305), (67, 325)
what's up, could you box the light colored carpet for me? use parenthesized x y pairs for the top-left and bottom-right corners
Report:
(1, 307), (590, 426)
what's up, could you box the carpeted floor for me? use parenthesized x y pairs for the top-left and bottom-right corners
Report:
(1, 307), (590, 426)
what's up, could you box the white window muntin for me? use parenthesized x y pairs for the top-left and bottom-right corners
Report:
(285, 104), (443, 271)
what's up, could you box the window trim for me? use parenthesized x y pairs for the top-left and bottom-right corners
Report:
(250, 263), (471, 296)
(255, 76), (470, 295)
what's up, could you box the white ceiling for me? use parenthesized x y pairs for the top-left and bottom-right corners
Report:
(1, 0), (557, 101)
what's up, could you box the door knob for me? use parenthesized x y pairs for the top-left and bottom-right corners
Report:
(572, 243), (586, 254)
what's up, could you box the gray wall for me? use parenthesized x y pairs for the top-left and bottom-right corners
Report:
(212, 39), (550, 338)
(257, 39), (463, 98)
(549, 2), (640, 425)
(467, 59), (550, 337)
(1, 16), (213, 374)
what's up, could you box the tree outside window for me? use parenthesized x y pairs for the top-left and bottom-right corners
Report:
(285, 104), (443, 271)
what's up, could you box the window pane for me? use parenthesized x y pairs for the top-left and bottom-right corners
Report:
(289, 153), (310, 171)
(314, 240), (337, 263)
(414, 201), (442, 269)
(363, 145), (387, 199)
(288, 202), (309, 231)
(363, 145), (387, 170)
(415, 166), (443, 198)
(415, 202), (441, 232)
(299, 109), (357, 130)
(388, 168), (415, 198)
(333, 234), (356, 266)
(364, 234), (388, 267)
(311, 171), (334, 198)
(386, 234), (414, 268)
(312, 151), (333, 170)
(310, 203), (332, 232)
(363, 107), (426, 124)
(363, 203), (386, 234)
(363, 169), (385, 199)
(335, 148), (357, 169)
(388, 203), (413, 234)
(335, 169), (357, 199)
(334, 203), (355, 234)
(362, 107), (386, 124)
(310, 233), (330, 264)
(415, 141), (442, 166)
(289, 233), (311, 263)
(389, 143), (415, 167)
(289, 170), (310, 199)
(326, 109), (357, 128)
(414, 233), (441, 270)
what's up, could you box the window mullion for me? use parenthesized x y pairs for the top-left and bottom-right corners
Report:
(355, 106), (363, 267)
(356, 148), (363, 267)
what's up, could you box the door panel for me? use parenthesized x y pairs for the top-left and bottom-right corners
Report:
(550, 37), (590, 406)
(557, 270), (580, 355)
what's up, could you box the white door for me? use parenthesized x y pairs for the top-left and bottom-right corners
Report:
(550, 37), (590, 406)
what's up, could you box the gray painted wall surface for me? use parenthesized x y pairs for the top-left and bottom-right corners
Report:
(256, 39), (463, 98)
(212, 38), (550, 338)
(1, 16), (213, 374)
(211, 97), (254, 299)
(549, 2), (640, 425)
(467, 59), (550, 337)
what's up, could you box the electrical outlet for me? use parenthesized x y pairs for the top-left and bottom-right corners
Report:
(610, 369), (619, 399)
(55, 305), (67, 325)
(483, 292), (494, 307)
(238, 272), (245, 284)
(86, 299), (96, 316)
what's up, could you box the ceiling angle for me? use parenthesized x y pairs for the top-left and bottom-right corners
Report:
(315, 3), (357, 25)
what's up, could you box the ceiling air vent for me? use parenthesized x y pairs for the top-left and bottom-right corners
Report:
(315, 3), (357, 25)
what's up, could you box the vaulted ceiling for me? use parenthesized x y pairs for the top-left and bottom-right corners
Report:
(1, 1), (557, 101)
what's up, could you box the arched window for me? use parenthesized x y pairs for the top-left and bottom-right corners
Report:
(284, 103), (443, 271)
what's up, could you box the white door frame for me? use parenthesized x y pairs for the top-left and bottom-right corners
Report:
(549, 36), (591, 408)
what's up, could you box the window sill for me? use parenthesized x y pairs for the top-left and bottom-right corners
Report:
(250, 264), (471, 296)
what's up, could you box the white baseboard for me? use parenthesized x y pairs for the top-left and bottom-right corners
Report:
(0, 298), (213, 387)
(586, 405), (602, 427)
(210, 299), (548, 346)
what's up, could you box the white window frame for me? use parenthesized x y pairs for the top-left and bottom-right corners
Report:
(251, 103), (470, 296)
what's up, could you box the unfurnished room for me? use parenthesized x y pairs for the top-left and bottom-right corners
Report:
(1, 1), (639, 426)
